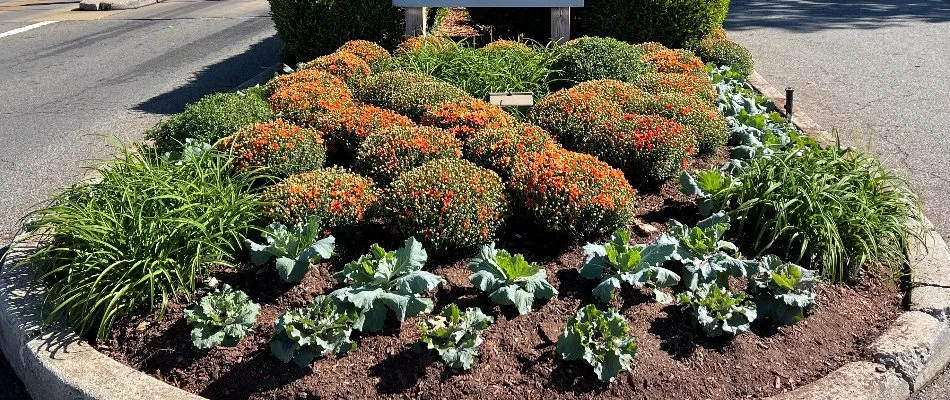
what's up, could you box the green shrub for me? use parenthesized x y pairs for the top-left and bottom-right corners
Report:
(261, 167), (380, 229)
(268, 0), (404, 65)
(694, 29), (755, 77)
(358, 71), (471, 120)
(554, 37), (650, 86)
(19, 147), (260, 339)
(466, 7), (552, 40)
(508, 148), (637, 240)
(685, 142), (926, 282)
(384, 159), (507, 251)
(464, 124), (558, 178)
(222, 120), (326, 177)
(146, 90), (273, 154)
(580, 114), (696, 184)
(393, 39), (561, 100)
(584, 0), (730, 49)
(354, 125), (463, 186)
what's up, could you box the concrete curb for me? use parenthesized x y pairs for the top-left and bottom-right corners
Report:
(751, 69), (950, 399)
(78, 0), (161, 11)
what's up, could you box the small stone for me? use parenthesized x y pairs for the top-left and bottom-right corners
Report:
(633, 220), (659, 236)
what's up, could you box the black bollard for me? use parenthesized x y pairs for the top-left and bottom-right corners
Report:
(785, 87), (794, 122)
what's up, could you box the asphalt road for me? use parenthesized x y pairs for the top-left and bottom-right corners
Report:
(724, 1), (950, 398)
(0, 0), (280, 397)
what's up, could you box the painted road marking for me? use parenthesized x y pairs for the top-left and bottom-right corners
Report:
(0, 20), (57, 38)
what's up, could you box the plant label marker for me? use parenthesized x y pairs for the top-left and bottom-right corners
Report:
(488, 92), (534, 107)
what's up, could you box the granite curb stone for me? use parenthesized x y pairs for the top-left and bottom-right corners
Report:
(78, 0), (161, 11)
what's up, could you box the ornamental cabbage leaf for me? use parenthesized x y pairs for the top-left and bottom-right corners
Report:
(668, 213), (758, 290)
(270, 295), (358, 367)
(678, 283), (757, 337)
(749, 255), (818, 325)
(580, 230), (680, 304)
(330, 237), (445, 332)
(468, 243), (558, 315)
(247, 216), (335, 283)
(556, 304), (638, 383)
(679, 169), (741, 216)
(418, 304), (494, 370)
(184, 281), (260, 349)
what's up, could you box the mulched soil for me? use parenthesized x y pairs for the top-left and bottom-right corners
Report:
(97, 147), (904, 400)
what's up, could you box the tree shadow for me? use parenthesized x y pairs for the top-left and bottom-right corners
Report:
(200, 350), (311, 399)
(547, 357), (610, 394)
(725, 0), (950, 33)
(369, 346), (435, 395)
(648, 305), (735, 361)
(133, 33), (282, 115)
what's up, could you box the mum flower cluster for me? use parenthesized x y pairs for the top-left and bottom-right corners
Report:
(336, 39), (392, 72)
(581, 114), (696, 184)
(354, 125), (463, 186)
(301, 51), (371, 89)
(421, 98), (515, 141)
(465, 124), (558, 178)
(267, 70), (354, 131)
(262, 167), (380, 231)
(222, 120), (326, 177)
(638, 42), (707, 77)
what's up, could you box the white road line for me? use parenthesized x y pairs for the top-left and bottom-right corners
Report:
(0, 21), (58, 39)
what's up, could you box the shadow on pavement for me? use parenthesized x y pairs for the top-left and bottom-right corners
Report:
(726, 0), (950, 32)
(133, 34), (282, 116)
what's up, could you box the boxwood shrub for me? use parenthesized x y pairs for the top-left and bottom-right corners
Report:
(508, 148), (637, 240)
(580, 114), (696, 184)
(268, 0), (404, 65)
(354, 125), (463, 186)
(221, 120), (326, 177)
(261, 167), (380, 229)
(146, 89), (273, 154)
(384, 158), (507, 252)
(584, 0), (730, 49)
(554, 37), (650, 86)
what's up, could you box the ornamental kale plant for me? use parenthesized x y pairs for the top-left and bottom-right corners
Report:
(418, 304), (494, 370)
(247, 216), (335, 283)
(749, 255), (818, 325)
(556, 304), (638, 383)
(581, 230), (680, 304)
(678, 283), (757, 337)
(184, 280), (259, 349)
(468, 243), (558, 315)
(330, 237), (445, 332)
(270, 295), (359, 367)
(668, 212), (757, 290)
(679, 169), (740, 217)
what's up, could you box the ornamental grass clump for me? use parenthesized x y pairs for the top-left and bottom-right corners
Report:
(464, 124), (557, 178)
(19, 146), (260, 339)
(633, 72), (717, 103)
(638, 43), (707, 77)
(336, 39), (392, 72)
(270, 295), (359, 367)
(184, 280), (260, 349)
(267, 70), (354, 130)
(421, 98), (515, 141)
(354, 125), (463, 186)
(384, 159), (507, 251)
(358, 71), (471, 120)
(221, 120), (326, 177)
(556, 305), (638, 383)
(261, 167), (380, 230)
(508, 148), (637, 240)
(554, 36), (649, 86)
(580, 113), (696, 184)
(628, 92), (728, 154)
(529, 87), (623, 149)
(467, 243), (557, 315)
(146, 89), (273, 154)
(418, 304), (494, 370)
(300, 51), (371, 89)
(325, 104), (415, 160)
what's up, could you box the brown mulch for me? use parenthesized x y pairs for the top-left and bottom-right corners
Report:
(430, 8), (479, 38)
(97, 148), (904, 400)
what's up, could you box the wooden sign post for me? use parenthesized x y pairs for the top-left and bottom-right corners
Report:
(393, 1), (584, 43)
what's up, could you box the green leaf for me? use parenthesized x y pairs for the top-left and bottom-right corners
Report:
(276, 256), (308, 283)
(556, 305), (637, 383)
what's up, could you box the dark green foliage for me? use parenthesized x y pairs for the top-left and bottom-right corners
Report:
(18, 146), (261, 339)
(694, 31), (755, 77)
(268, 0), (405, 65)
(585, 0), (730, 49)
(270, 295), (359, 367)
(146, 89), (273, 154)
(554, 37), (649, 86)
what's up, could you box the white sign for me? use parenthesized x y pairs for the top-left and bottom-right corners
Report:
(394, 1), (583, 7)
(488, 92), (534, 107)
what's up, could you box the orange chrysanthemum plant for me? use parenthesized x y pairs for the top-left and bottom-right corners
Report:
(633, 72), (717, 103)
(509, 148), (637, 240)
(354, 126), (463, 186)
(464, 124), (559, 179)
(580, 114), (696, 184)
(358, 71), (471, 120)
(221, 120), (326, 177)
(267, 70), (355, 132)
(336, 39), (392, 72)
(301, 51), (371, 89)
(628, 92), (728, 154)
(323, 104), (415, 164)
(638, 42), (707, 77)
(384, 158), (507, 251)
(421, 98), (515, 141)
(529, 86), (623, 149)
(261, 167), (380, 231)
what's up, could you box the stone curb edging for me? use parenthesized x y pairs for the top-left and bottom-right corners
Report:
(1, 71), (949, 400)
(750, 71), (950, 400)
(78, 0), (162, 11)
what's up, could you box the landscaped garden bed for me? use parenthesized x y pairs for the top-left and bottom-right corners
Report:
(3, 2), (928, 399)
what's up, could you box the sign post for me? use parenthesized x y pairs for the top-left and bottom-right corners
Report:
(393, 1), (584, 42)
